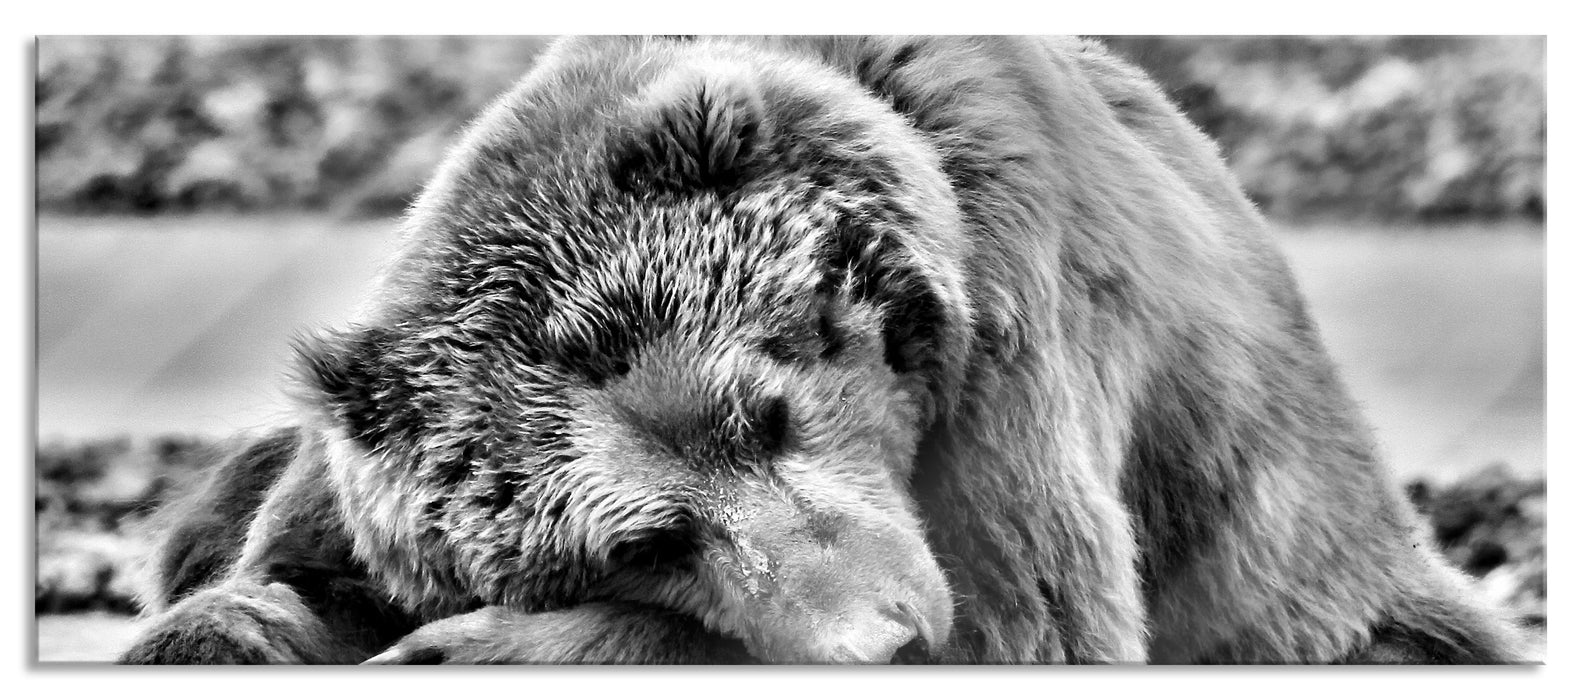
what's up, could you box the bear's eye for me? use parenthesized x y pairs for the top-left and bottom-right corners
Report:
(747, 394), (791, 456)
(757, 334), (805, 364)
(757, 301), (844, 364)
(814, 307), (844, 359)
(606, 527), (698, 572)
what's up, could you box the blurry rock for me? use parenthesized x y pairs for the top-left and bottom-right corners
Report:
(35, 435), (215, 613)
(1406, 462), (1546, 628)
(36, 527), (147, 614)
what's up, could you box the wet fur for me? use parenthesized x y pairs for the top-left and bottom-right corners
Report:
(119, 36), (1525, 665)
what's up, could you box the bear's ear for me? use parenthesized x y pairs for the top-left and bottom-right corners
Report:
(290, 326), (406, 450)
(609, 67), (768, 195)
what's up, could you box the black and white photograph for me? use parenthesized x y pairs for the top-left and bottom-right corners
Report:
(26, 28), (1551, 674)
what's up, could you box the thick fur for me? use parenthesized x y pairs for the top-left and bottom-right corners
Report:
(119, 36), (1525, 665)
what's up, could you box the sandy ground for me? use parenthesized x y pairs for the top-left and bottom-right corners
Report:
(34, 613), (148, 664)
(32, 216), (1545, 662)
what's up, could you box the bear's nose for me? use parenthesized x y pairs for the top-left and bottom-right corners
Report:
(890, 635), (931, 664)
(834, 601), (934, 664)
(888, 601), (934, 664)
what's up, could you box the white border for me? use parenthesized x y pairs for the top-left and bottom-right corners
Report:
(9, 3), (1573, 698)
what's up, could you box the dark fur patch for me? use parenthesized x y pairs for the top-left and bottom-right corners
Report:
(817, 223), (948, 380)
(606, 521), (702, 572)
(1121, 358), (1248, 601)
(609, 73), (766, 195)
(155, 427), (299, 604)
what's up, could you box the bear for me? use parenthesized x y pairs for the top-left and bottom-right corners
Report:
(117, 35), (1526, 664)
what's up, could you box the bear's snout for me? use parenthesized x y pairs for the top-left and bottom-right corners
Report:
(700, 492), (954, 663)
(820, 600), (936, 664)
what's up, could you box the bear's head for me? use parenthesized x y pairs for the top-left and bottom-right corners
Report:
(295, 38), (972, 663)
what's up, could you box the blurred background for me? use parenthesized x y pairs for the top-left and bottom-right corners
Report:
(33, 36), (1546, 661)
